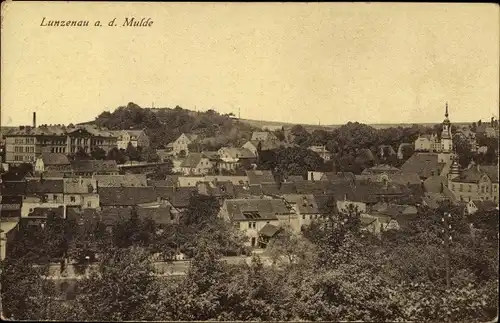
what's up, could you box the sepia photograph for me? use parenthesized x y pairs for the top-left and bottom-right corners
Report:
(0, 2), (499, 322)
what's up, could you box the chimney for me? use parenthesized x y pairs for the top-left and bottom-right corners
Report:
(33, 112), (37, 128)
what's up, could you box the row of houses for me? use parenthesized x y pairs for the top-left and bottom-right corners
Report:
(2, 112), (149, 165)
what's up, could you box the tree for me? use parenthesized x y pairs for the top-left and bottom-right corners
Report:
(75, 247), (161, 321)
(73, 147), (91, 161)
(126, 142), (141, 162)
(112, 207), (156, 250)
(178, 150), (187, 158)
(106, 147), (127, 164)
(0, 257), (56, 320)
(266, 225), (317, 266)
(140, 147), (160, 163)
(90, 147), (106, 160)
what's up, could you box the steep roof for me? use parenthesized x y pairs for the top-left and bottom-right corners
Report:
(220, 147), (256, 159)
(40, 153), (70, 166)
(223, 198), (291, 221)
(95, 174), (148, 187)
(480, 166), (499, 183)
(400, 153), (445, 179)
(98, 187), (157, 206)
(169, 187), (197, 208)
(0, 181), (27, 196)
(71, 160), (118, 173)
(451, 166), (488, 183)
(251, 132), (277, 142)
(184, 133), (198, 142)
(180, 153), (205, 168)
(423, 176), (448, 194)
(472, 200), (498, 212)
(63, 178), (97, 194)
(197, 181), (236, 198)
(246, 170), (276, 185)
(282, 194), (319, 214)
(362, 164), (400, 174)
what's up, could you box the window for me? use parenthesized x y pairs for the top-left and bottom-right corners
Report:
(459, 184), (463, 192)
(302, 214), (305, 220)
(481, 186), (485, 193)
(70, 196), (76, 202)
(452, 184), (455, 191)
(87, 201), (92, 208)
(53, 195), (57, 201)
(468, 185), (471, 192)
(494, 186), (497, 192)
(486, 186), (489, 193)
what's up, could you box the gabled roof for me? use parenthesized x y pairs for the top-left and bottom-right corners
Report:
(362, 164), (400, 174)
(219, 147), (256, 159)
(168, 187), (197, 208)
(0, 181), (27, 196)
(246, 170), (275, 185)
(197, 181), (236, 198)
(451, 165), (490, 183)
(480, 166), (499, 183)
(251, 132), (277, 142)
(282, 194), (319, 214)
(71, 160), (118, 173)
(98, 187), (157, 206)
(322, 172), (356, 183)
(224, 198), (292, 221)
(201, 151), (220, 160)
(400, 153), (445, 179)
(40, 153), (70, 166)
(26, 179), (64, 194)
(471, 200), (498, 212)
(95, 174), (148, 187)
(180, 153), (206, 168)
(63, 178), (97, 194)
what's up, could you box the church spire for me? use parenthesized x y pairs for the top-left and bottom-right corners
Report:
(445, 102), (449, 118)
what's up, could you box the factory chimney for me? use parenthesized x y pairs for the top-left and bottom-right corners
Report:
(33, 112), (37, 128)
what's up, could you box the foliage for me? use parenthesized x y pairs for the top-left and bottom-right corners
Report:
(73, 147), (91, 161)
(147, 159), (174, 180)
(0, 257), (56, 320)
(90, 147), (106, 160)
(106, 147), (127, 164)
(74, 247), (161, 321)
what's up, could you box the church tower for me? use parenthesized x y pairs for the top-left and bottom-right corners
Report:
(441, 102), (453, 153)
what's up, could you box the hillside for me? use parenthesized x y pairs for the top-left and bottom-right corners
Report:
(91, 102), (259, 149)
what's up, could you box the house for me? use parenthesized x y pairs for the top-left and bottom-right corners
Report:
(251, 131), (278, 142)
(466, 199), (498, 215)
(400, 153), (446, 180)
(217, 147), (257, 172)
(179, 153), (213, 175)
(203, 175), (249, 186)
(246, 170), (276, 185)
(94, 174), (148, 188)
(219, 198), (294, 248)
(21, 179), (67, 218)
(282, 194), (321, 231)
(196, 181), (237, 202)
(112, 130), (149, 150)
(34, 153), (71, 173)
(307, 171), (326, 181)
(476, 124), (499, 138)
(98, 187), (158, 209)
(448, 162), (499, 203)
(70, 160), (119, 177)
(454, 128), (477, 152)
(63, 177), (99, 209)
(165, 133), (199, 157)
(308, 146), (333, 161)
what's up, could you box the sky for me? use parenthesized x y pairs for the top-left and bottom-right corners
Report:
(1, 2), (499, 127)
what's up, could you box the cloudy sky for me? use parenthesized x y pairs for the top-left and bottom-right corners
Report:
(1, 2), (498, 126)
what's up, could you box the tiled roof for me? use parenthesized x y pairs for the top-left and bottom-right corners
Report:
(201, 151), (220, 160)
(472, 200), (498, 212)
(294, 180), (330, 194)
(224, 198), (291, 221)
(220, 147), (256, 159)
(184, 133), (199, 142)
(71, 160), (118, 173)
(95, 174), (148, 187)
(137, 207), (175, 225)
(98, 187), (157, 206)
(451, 166), (485, 183)
(423, 176), (448, 194)
(164, 175), (180, 186)
(169, 187), (197, 208)
(251, 132), (277, 142)
(362, 164), (400, 174)
(323, 172), (356, 183)
(197, 181), (236, 198)
(0, 181), (27, 196)
(180, 153), (204, 168)
(400, 153), (445, 179)
(100, 208), (133, 225)
(63, 178), (97, 194)
(390, 173), (421, 186)
(480, 166), (499, 183)
(40, 153), (70, 165)
(246, 170), (276, 185)
(282, 194), (319, 214)
(26, 179), (64, 194)
(313, 194), (336, 214)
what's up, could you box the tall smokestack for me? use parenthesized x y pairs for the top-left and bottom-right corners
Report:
(33, 112), (36, 128)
